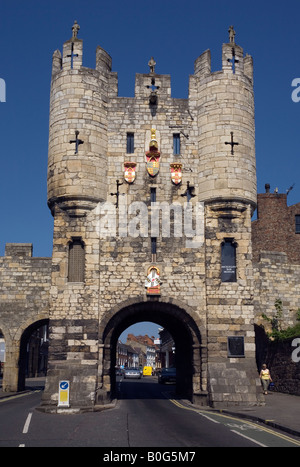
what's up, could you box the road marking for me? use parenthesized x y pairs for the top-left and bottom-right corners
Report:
(169, 398), (300, 447)
(0, 393), (31, 403)
(22, 412), (32, 434)
(0, 390), (41, 404)
(198, 412), (220, 424)
(230, 430), (267, 447)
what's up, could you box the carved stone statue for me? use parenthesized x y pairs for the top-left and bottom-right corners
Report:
(228, 25), (235, 44)
(72, 20), (80, 39)
(148, 56), (156, 74)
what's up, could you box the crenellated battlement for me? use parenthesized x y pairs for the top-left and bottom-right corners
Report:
(194, 43), (253, 82)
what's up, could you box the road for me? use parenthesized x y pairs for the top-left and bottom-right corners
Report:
(0, 376), (299, 449)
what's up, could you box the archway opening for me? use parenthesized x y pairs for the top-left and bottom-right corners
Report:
(254, 324), (270, 372)
(102, 301), (201, 402)
(117, 321), (161, 372)
(18, 319), (49, 391)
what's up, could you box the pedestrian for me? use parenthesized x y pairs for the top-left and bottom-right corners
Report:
(260, 363), (272, 394)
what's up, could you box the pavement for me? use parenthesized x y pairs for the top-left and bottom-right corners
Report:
(0, 377), (299, 438)
(217, 391), (300, 438)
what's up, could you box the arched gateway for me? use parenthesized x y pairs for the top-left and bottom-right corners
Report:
(99, 299), (206, 404)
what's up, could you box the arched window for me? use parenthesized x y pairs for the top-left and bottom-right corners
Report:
(68, 237), (85, 282)
(221, 238), (237, 282)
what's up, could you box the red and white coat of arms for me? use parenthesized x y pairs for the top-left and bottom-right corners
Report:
(124, 162), (137, 184)
(170, 163), (182, 185)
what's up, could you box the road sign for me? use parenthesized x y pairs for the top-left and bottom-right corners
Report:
(58, 380), (70, 407)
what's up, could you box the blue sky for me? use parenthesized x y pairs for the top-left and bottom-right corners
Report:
(1, 0), (300, 339)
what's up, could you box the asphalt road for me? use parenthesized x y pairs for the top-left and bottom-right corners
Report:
(0, 376), (299, 449)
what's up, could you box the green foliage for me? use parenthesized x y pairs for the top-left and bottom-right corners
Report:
(261, 300), (300, 342)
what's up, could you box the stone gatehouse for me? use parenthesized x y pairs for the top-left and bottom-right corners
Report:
(0, 24), (299, 411)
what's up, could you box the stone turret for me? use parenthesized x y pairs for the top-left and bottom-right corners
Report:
(191, 27), (256, 211)
(188, 28), (261, 407)
(47, 21), (111, 217)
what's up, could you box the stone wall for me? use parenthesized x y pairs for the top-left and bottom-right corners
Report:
(252, 191), (300, 264)
(253, 252), (300, 328)
(0, 244), (51, 391)
(205, 201), (262, 406)
(253, 252), (300, 396)
(264, 339), (300, 395)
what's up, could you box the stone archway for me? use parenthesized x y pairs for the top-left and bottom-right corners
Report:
(18, 319), (49, 391)
(0, 311), (49, 393)
(97, 299), (208, 406)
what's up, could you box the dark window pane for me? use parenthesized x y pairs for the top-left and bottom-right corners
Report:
(150, 187), (156, 203)
(151, 237), (157, 255)
(173, 134), (180, 155)
(221, 239), (237, 282)
(127, 133), (134, 153)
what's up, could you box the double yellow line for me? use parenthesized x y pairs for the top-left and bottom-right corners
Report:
(0, 390), (40, 404)
(169, 398), (300, 447)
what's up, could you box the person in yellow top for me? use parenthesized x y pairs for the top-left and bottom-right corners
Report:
(260, 363), (272, 394)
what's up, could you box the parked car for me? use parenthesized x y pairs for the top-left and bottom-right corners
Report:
(158, 367), (176, 384)
(124, 367), (141, 379)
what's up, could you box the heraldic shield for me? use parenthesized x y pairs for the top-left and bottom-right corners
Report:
(146, 155), (160, 177)
(170, 163), (182, 185)
(146, 128), (160, 177)
(124, 162), (136, 184)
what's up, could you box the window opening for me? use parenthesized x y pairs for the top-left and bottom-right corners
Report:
(126, 133), (134, 154)
(68, 238), (85, 282)
(221, 238), (237, 282)
(173, 133), (180, 155)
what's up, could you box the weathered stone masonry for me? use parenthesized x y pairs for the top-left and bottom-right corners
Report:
(0, 244), (51, 391)
(40, 24), (264, 410)
(1, 25), (298, 409)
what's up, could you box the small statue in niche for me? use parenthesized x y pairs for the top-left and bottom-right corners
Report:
(145, 266), (161, 295)
(146, 128), (160, 177)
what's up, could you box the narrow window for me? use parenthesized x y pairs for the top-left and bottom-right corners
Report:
(68, 238), (85, 282)
(151, 237), (157, 263)
(295, 215), (300, 233)
(150, 188), (157, 261)
(126, 132), (134, 154)
(150, 187), (156, 203)
(221, 238), (237, 282)
(173, 133), (180, 155)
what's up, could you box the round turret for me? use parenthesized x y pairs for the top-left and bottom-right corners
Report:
(47, 23), (112, 217)
(194, 37), (256, 211)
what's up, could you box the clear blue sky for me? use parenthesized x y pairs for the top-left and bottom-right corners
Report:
(1, 1), (300, 339)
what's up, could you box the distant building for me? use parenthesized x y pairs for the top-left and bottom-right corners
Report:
(116, 341), (128, 368)
(252, 184), (300, 263)
(158, 329), (175, 368)
(126, 334), (158, 369)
